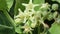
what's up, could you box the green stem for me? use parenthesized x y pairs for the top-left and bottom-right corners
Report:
(0, 24), (13, 29)
(26, 32), (28, 34)
(30, 31), (32, 34)
(42, 27), (47, 34)
(38, 22), (40, 34)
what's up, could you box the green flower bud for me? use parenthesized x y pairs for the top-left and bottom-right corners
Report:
(47, 13), (53, 20)
(52, 4), (58, 10)
(40, 3), (50, 11)
(53, 12), (58, 18)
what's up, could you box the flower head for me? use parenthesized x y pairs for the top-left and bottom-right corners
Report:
(21, 24), (33, 33)
(22, 0), (39, 10)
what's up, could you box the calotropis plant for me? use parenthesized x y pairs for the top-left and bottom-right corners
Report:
(14, 0), (58, 34)
(0, 0), (60, 34)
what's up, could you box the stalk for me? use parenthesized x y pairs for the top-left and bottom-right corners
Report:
(0, 24), (13, 29)
(30, 31), (32, 34)
(26, 32), (28, 34)
(2, 10), (16, 34)
(3, 10), (15, 27)
(38, 21), (40, 34)
(0, 10), (16, 34)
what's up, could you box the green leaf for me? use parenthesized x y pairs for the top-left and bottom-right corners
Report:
(0, 0), (8, 10)
(0, 28), (15, 34)
(6, 0), (14, 11)
(0, 0), (14, 11)
(49, 23), (60, 34)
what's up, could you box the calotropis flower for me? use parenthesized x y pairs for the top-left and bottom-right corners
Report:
(21, 24), (33, 33)
(31, 22), (37, 28)
(15, 8), (36, 23)
(14, 9), (26, 23)
(14, 9), (24, 19)
(24, 10), (35, 17)
(22, 0), (39, 11)
(40, 3), (50, 10)
(15, 18), (21, 24)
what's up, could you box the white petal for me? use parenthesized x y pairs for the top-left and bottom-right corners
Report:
(33, 4), (39, 7)
(22, 3), (28, 6)
(23, 17), (27, 23)
(18, 8), (23, 14)
(29, 0), (32, 4)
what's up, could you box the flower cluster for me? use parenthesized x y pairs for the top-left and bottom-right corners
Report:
(14, 0), (39, 33)
(14, 0), (55, 34)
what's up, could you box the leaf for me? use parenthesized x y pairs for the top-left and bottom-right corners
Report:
(0, 0), (14, 11)
(6, 0), (14, 11)
(49, 23), (60, 34)
(0, 0), (8, 10)
(0, 28), (15, 34)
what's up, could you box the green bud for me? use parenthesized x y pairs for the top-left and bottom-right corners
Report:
(52, 4), (58, 10)
(47, 13), (53, 20)
(53, 12), (57, 18)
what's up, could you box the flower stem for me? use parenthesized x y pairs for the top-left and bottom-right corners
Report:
(3, 10), (16, 28)
(26, 32), (28, 34)
(38, 22), (40, 34)
(0, 24), (13, 29)
(30, 31), (32, 34)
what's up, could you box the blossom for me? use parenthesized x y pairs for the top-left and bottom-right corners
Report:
(22, 0), (39, 10)
(40, 3), (50, 10)
(15, 18), (21, 23)
(21, 24), (33, 33)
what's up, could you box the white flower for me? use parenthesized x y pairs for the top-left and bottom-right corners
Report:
(31, 22), (37, 28)
(22, 0), (39, 10)
(23, 17), (27, 23)
(15, 8), (24, 19)
(18, 8), (23, 14)
(21, 24), (33, 33)
(29, 16), (37, 28)
(29, 16), (35, 22)
(40, 3), (50, 9)
(25, 10), (35, 17)
(15, 18), (21, 23)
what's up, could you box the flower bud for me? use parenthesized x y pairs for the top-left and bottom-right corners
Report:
(52, 4), (58, 10)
